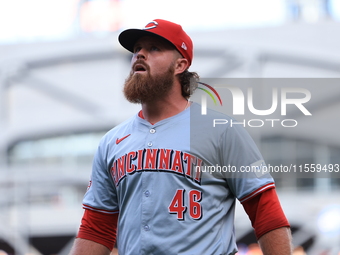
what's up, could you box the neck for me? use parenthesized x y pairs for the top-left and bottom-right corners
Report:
(141, 96), (189, 124)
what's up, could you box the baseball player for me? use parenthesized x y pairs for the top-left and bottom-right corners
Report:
(69, 19), (292, 255)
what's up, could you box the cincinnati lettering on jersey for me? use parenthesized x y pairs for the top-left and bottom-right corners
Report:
(111, 148), (203, 186)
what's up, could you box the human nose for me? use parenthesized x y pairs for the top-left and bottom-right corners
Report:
(135, 48), (147, 60)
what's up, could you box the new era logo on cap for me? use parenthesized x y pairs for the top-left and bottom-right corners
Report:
(181, 42), (187, 51)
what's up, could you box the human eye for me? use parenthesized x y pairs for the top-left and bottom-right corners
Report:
(133, 46), (141, 53)
(150, 46), (159, 51)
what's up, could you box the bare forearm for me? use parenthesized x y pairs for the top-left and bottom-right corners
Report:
(258, 227), (293, 255)
(69, 238), (111, 255)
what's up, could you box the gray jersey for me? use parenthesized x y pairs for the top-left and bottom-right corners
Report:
(83, 102), (274, 255)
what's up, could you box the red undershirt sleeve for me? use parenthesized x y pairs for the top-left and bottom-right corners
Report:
(77, 209), (119, 251)
(241, 187), (290, 239)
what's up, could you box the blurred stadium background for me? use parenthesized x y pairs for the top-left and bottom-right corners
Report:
(0, 0), (340, 254)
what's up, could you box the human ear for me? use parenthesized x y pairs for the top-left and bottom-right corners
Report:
(174, 58), (189, 75)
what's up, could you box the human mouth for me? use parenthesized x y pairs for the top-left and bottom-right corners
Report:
(133, 62), (148, 74)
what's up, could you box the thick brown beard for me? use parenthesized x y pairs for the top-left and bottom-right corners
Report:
(123, 61), (175, 104)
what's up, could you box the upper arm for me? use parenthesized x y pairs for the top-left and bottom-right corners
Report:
(221, 124), (275, 199)
(69, 238), (111, 255)
(83, 138), (119, 213)
(241, 188), (290, 239)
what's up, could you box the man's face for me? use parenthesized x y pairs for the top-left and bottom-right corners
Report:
(123, 36), (180, 103)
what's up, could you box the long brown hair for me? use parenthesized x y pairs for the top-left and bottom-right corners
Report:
(178, 69), (200, 99)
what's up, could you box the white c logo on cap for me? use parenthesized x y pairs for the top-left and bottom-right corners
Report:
(143, 21), (158, 30)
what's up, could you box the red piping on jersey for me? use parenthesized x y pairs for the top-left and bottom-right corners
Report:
(138, 110), (144, 119)
(82, 204), (119, 214)
(239, 182), (275, 203)
(138, 110), (155, 125)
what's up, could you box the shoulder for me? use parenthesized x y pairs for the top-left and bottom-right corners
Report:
(99, 114), (139, 147)
(189, 102), (261, 155)
(189, 102), (243, 136)
(190, 102), (233, 120)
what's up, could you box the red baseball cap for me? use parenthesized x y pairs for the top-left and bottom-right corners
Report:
(118, 19), (193, 66)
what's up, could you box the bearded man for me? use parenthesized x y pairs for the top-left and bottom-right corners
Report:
(69, 19), (292, 255)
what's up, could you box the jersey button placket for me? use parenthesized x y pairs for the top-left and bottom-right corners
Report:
(147, 128), (156, 147)
(141, 126), (155, 254)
